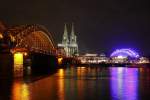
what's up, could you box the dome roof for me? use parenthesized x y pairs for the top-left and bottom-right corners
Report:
(110, 48), (139, 58)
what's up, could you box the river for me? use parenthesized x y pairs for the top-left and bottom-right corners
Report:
(0, 66), (150, 100)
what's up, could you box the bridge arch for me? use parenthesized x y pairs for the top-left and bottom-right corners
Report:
(7, 24), (56, 55)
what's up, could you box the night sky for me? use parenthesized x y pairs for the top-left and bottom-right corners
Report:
(0, 0), (150, 56)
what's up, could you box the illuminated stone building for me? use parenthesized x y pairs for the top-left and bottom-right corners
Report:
(77, 53), (109, 64)
(58, 23), (78, 57)
(99, 53), (109, 63)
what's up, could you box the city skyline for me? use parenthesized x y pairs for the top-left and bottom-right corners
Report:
(0, 0), (150, 55)
(1, 1), (150, 99)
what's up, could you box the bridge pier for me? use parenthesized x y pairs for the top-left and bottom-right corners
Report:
(0, 53), (13, 78)
(0, 52), (58, 78)
(30, 53), (58, 75)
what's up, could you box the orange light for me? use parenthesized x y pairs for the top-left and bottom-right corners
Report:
(12, 82), (29, 100)
(24, 52), (28, 56)
(58, 57), (63, 65)
(80, 67), (85, 69)
(58, 69), (64, 78)
(0, 33), (3, 39)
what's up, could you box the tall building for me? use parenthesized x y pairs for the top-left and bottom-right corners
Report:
(58, 23), (79, 57)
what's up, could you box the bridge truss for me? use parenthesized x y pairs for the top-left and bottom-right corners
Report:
(7, 24), (56, 55)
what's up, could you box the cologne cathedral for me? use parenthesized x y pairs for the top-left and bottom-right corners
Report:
(58, 23), (79, 57)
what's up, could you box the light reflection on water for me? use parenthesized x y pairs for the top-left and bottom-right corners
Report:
(4, 66), (150, 100)
(12, 81), (30, 100)
(110, 67), (138, 100)
(58, 69), (65, 100)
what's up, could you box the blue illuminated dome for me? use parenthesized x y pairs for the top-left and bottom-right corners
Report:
(110, 48), (139, 58)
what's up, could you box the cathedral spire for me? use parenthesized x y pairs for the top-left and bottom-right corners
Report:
(62, 23), (69, 44)
(71, 23), (75, 37)
(58, 23), (79, 57)
(70, 23), (76, 44)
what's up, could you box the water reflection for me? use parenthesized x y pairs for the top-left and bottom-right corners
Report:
(12, 81), (30, 100)
(2, 66), (150, 100)
(58, 69), (64, 78)
(110, 67), (138, 100)
(55, 67), (110, 100)
(57, 69), (65, 100)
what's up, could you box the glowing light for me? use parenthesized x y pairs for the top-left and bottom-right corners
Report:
(9, 34), (15, 42)
(138, 57), (150, 64)
(111, 48), (139, 58)
(80, 67), (86, 69)
(0, 33), (3, 39)
(14, 52), (23, 65)
(117, 55), (126, 59)
(58, 69), (64, 78)
(24, 52), (28, 56)
(58, 57), (63, 65)
(14, 52), (23, 77)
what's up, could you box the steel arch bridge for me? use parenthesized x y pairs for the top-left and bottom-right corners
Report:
(7, 24), (56, 55)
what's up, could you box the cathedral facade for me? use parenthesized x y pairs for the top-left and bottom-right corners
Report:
(58, 23), (79, 57)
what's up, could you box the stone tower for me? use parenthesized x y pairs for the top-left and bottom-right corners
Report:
(69, 23), (78, 56)
(58, 23), (79, 57)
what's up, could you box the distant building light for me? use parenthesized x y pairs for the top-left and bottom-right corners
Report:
(0, 33), (3, 39)
(58, 57), (63, 65)
(138, 57), (150, 64)
(99, 53), (106, 57)
(85, 53), (98, 57)
(117, 55), (126, 59)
